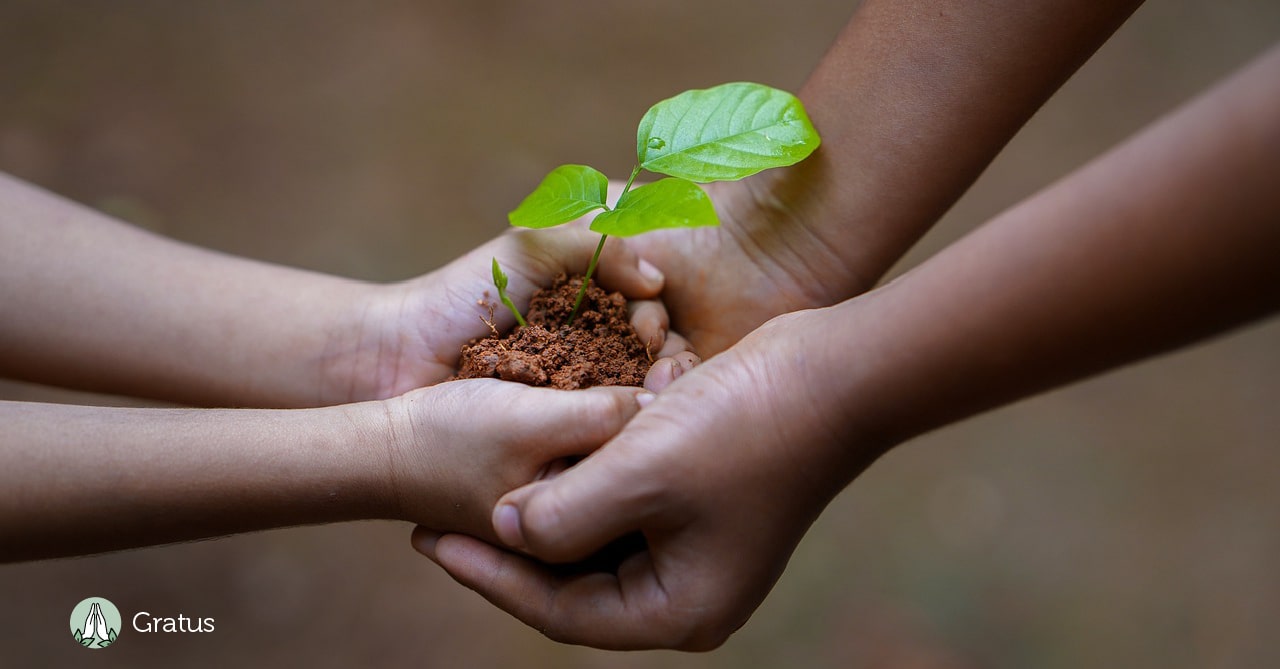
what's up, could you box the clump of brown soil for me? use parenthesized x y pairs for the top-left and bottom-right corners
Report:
(455, 274), (652, 389)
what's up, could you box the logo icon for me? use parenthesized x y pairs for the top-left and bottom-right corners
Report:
(70, 597), (120, 649)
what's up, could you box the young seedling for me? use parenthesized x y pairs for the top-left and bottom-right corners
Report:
(505, 81), (821, 325)
(491, 257), (527, 327)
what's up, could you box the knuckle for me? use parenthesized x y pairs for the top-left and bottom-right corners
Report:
(521, 491), (572, 560)
(583, 388), (635, 434)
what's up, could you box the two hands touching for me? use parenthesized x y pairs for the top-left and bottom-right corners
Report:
(414, 41), (1280, 650)
(0, 179), (699, 559)
(5, 0), (1280, 653)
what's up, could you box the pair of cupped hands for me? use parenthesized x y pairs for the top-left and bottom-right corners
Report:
(353, 181), (865, 650)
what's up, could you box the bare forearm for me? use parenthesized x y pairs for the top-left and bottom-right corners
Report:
(743, 0), (1144, 296)
(0, 399), (393, 561)
(0, 174), (376, 407)
(828, 44), (1280, 449)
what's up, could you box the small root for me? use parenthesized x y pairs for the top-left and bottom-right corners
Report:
(479, 309), (508, 351)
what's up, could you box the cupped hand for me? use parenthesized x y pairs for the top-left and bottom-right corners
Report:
(322, 227), (691, 403)
(381, 379), (653, 544)
(411, 306), (886, 650)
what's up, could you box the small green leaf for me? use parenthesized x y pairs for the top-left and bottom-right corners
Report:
(109, 628), (118, 643)
(491, 257), (526, 328)
(590, 178), (718, 237)
(508, 164), (609, 229)
(637, 82), (820, 182)
(97, 638), (112, 648)
(80, 636), (94, 647)
(491, 257), (508, 292)
(74, 629), (83, 643)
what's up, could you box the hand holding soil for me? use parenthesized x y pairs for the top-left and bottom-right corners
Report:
(326, 224), (693, 401)
(455, 273), (693, 390)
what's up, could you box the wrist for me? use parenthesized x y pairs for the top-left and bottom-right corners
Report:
(314, 281), (419, 405)
(773, 305), (902, 483)
(709, 177), (860, 310)
(242, 403), (400, 524)
(812, 283), (975, 453)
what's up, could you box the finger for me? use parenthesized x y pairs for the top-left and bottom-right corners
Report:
(593, 237), (664, 299)
(535, 457), (572, 481)
(656, 331), (694, 359)
(410, 526), (442, 562)
(492, 441), (663, 563)
(627, 299), (668, 356)
(503, 230), (662, 302)
(429, 533), (680, 650)
(505, 383), (653, 459)
(643, 351), (701, 393)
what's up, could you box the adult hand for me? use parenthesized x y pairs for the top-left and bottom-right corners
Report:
(413, 41), (1280, 648)
(411, 307), (880, 650)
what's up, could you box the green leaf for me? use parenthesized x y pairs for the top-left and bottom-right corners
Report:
(80, 636), (94, 647)
(74, 629), (83, 643)
(109, 628), (118, 643)
(491, 257), (508, 292)
(491, 257), (527, 328)
(508, 164), (609, 229)
(637, 82), (820, 182)
(97, 638), (112, 648)
(590, 178), (718, 237)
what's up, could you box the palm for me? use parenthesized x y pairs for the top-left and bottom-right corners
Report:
(349, 227), (668, 401)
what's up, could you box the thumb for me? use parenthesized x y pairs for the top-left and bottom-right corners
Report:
(493, 441), (657, 564)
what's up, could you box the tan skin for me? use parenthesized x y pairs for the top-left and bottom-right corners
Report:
(620, 0), (1146, 356)
(0, 174), (690, 407)
(414, 25), (1280, 656)
(0, 381), (659, 562)
(0, 0), (1145, 566)
(0, 174), (700, 560)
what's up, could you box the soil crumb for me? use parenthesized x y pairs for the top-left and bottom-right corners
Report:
(454, 274), (652, 389)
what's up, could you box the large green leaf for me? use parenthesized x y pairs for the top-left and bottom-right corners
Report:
(508, 164), (609, 229)
(589, 178), (718, 237)
(636, 82), (820, 183)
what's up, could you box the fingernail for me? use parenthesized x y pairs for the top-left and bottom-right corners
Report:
(494, 504), (526, 549)
(671, 362), (684, 380)
(636, 390), (656, 408)
(638, 258), (664, 285)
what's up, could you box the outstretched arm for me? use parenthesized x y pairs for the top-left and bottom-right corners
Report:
(0, 380), (652, 562)
(0, 175), (370, 407)
(630, 0), (1146, 354)
(0, 175), (671, 407)
(418, 44), (1280, 650)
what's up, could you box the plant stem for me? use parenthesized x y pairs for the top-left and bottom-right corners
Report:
(500, 293), (528, 328)
(619, 163), (641, 196)
(566, 233), (607, 327)
(566, 165), (642, 326)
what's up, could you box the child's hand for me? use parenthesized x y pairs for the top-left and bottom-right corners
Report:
(324, 227), (692, 403)
(380, 379), (660, 543)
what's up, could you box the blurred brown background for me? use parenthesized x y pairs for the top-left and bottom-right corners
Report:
(2, 1), (1278, 666)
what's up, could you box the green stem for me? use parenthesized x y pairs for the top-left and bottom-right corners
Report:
(619, 164), (641, 197)
(566, 233), (607, 327)
(565, 165), (642, 327)
(500, 293), (528, 328)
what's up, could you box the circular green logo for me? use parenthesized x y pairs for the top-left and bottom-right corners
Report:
(70, 597), (121, 649)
